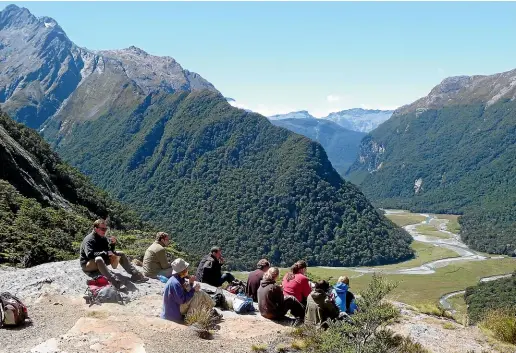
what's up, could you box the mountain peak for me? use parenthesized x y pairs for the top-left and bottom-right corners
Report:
(0, 4), (38, 28)
(125, 45), (149, 56)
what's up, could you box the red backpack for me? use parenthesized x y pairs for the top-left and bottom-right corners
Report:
(0, 292), (28, 327)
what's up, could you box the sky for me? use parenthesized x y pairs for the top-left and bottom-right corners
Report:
(7, 2), (516, 117)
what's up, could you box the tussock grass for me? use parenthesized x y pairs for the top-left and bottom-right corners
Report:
(250, 343), (268, 352)
(480, 309), (516, 345)
(415, 303), (454, 319)
(184, 306), (217, 339)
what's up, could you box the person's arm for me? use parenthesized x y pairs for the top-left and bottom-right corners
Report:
(326, 297), (340, 319)
(301, 275), (312, 299)
(157, 248), (171, 269)
(202, 259), (214, 283)
(271, 285), (284, 310)
(170, 281), (195, 305)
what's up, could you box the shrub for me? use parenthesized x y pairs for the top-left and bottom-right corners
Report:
(480, 309), (516, 344)
(184, 305), (217, 339)
(296, 274), (429, 353)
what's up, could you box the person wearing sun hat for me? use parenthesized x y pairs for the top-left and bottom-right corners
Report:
(161, 258), (215, 323)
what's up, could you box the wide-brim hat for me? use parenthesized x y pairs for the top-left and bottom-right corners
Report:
(171, 258), (189, 275)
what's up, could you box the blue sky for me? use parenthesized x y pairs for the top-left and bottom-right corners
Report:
(7, 2), (516, 117)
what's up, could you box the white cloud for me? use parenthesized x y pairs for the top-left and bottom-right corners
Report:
(326, 94), (341, 102)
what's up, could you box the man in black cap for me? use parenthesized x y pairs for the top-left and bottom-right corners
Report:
(196, 246), (235, 287)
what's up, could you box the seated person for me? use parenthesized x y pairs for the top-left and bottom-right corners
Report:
(143, 232), (173, 278)
(332, 276), (358, 315)
(282, 260), (311, 306)
(305, 280), (340, 328)
(161, 258), (215, 323)
(80, 219), (148, 289)
(257, 267), (304, 324)
(246, 259), (270, 302)
(195, 246), (235, 287)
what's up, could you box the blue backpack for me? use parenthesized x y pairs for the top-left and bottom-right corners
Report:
(233, 293), (255, 314)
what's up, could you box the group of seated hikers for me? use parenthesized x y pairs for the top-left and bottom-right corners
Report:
(79, 219), (357, 326)
(247, 260), (357, 327)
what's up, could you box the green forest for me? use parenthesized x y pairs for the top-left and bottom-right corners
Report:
(465, 272), (516, 323)
(347, 99), (516, 256)
(51, 90), (413, 270)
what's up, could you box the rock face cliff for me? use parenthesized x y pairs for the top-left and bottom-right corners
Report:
(0, 4), (217, 131)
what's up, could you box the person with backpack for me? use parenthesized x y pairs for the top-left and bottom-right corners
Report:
(161, 258), (215, 323)
(257, 267), (304, 325)
(142, 232), (173, 278)
(196, 246), (235, 287)
(246, 259), (270, 302)
(332, 276), (358, 315)
(80, 219), (148, 289)
(305, 280), (340, 328)
(282, 260), (311, 306)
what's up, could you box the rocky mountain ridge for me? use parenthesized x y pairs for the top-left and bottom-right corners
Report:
(0, 4), (217, 131)
(394, 69), (516, 116)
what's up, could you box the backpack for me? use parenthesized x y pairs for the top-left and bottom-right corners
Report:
(226, 280), (246, 295)
(233, 293), (255, 314)
(84, 276), (125, 306)
(0, 292), (28, 327)
(211, 288), (228, 310)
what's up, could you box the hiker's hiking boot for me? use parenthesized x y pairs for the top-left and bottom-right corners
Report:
(131, 272), (149, 283)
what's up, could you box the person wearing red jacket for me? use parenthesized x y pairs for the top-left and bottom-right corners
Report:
(282, 260), (311, 306)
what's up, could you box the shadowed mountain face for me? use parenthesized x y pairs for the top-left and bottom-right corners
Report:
(347, 70), (516, 256)
(0, 4), (217, 131)
(270, 118), (366, 175)
(0, 4), (413, 269)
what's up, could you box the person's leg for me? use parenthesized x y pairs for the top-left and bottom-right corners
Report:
(117, 251), (148, 281)
(283, 295), (305, 320)
(82, 259), (99, 273)
(157, 267), (174, 278)
(180, 291), (215, 317)
(220, 272), (235, 286)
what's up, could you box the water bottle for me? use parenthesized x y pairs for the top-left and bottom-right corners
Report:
(157, 275), (168, 283)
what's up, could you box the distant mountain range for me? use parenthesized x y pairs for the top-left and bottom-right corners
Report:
(0, 4), (413, 269)
(232, 107), (391, 175)
(270, 117), (365, 174)
(269, 108), (393, 133)
(347, 70), (516, 257)
(269, 110), (316, 121)
(323, 108), (394, 133)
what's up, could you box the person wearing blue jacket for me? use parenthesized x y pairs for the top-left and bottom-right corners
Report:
(161, 258), (215, 323)
(332, 276), (358, 315)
